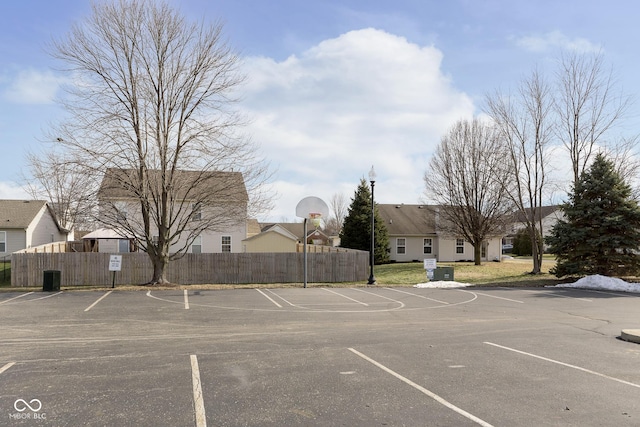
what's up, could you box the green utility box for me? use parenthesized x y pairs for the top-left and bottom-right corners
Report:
(43, 270), (61, 291)
(433, 267), (454, 281)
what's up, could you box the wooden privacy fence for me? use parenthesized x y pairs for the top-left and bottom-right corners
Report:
(11, 251), (369, 287)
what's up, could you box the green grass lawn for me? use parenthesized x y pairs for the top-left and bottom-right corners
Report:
(371, 257), (562, 287)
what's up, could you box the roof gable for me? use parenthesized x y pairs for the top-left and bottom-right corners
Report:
(0, 200), (48, 229)
(244, 224), (299, 242)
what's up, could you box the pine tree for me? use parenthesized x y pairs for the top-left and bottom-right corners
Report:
(340, 179), (390, 264)
(547, 153), (640, 277)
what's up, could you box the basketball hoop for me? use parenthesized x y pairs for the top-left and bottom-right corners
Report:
(295, 196), (330, 288)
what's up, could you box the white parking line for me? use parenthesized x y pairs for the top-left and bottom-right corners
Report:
(255, 289), (282, 308)
(0, 362), (15, 374)
(349, 348), (494, 427)
(322, 288), (368, 306)
(472, 292), (523, 304)
(184, 290), (190, 310)
(190, 355), (207, 427)
(84, 291), (113, 312)
(484, 342), (640, 389)
(384, 287), (450, 304)
(0, 292), (34, 305)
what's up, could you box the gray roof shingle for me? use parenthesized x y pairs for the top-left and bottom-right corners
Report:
(0, 200), (48, 229)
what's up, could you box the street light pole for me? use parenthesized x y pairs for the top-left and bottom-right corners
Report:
(368, 166), (377, 285)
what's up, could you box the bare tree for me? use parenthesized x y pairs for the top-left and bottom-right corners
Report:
(48, 0), (271, 284)
(325, 192), (348, 236)
(486, 69), (554, 274)
(24, 148), (97, 234)
(555, 51), (634, 185)
(424, 118), (512, 265)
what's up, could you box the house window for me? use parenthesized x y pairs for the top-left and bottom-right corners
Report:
(397, 238), (406, 254)
(191, 203), (201, 221)
(221, 235), (231, 252)
(423, 238), (432, 254)
(0, 231), (5, 252)
(191, 236), (202, 254)
(456, 238), (464, 254)
(118, 239), (130, 253)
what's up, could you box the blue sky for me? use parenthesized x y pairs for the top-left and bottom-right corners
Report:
(2, 1), (640, 221)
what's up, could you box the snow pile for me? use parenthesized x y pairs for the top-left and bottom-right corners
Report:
(554, 275), (640, 293)
(413, 275), (640, 292)
(414, 281), (473, 289)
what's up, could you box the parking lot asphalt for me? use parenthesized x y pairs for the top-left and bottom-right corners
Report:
(0, 286), (639, 426)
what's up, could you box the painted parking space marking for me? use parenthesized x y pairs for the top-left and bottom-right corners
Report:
(352, 288), (406, 308)
(484, 342), (640, 389)
(256, 289), (282, 308)
(384, 287), (450, 304)
(264, 289), (299, 307)
(472, 291), (524, 304)
(84, 291), (113, 312)
(322, 288), (369, 306)
(349, 348), (494, 427)
(0, 362), (15, 375)
(190, 355), (207, 427)
(184, 290), (190, 310)
(0, 292), (34, 305)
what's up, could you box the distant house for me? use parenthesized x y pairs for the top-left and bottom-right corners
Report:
(377, 204), (503, 262)
(242, 222), (333, 253)
(242, 224), (299, 253)
(96, 168), (248, 253)
(504, 205), (564, 250)
(0, 200), (70, 254)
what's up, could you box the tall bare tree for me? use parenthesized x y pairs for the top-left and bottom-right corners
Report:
(555, 51), (634, 185)
(424, 118), (512, 265)
(486, 69), (554, 274)
(325, 192), (348, 236)
(48, 0), (270, 284)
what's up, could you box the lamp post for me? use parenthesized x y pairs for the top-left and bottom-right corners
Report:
(368, 166), (377, 285)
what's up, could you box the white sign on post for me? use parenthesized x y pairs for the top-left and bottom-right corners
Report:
(109, 255), (122, 272)
(423, 258), (437, 270)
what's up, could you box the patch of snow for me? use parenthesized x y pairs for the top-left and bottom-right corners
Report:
(553, 275), (640, 293)
(414, 281), (473, 289)
(413, 274), (640, 293)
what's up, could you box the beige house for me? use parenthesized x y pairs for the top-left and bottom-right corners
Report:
(0, 200), (70, 255)
(242, 224), (299, 253)
(242, 222), (334, 253)
(377, 204), (503, 263)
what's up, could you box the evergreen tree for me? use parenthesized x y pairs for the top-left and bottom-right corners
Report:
(340, 178), (390, 264)
(547, 153), (640, 277)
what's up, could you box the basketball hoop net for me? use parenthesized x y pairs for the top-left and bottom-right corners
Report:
(309, 212), (322, 228)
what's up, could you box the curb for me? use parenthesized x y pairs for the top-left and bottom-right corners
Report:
(620, 329), (640, 344)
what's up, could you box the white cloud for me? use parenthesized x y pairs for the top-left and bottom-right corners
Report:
(241, 28), (474, 221)
(0, 181), (31, 199)
(514, 30), (601, 53)
(3, 68), (66, 104)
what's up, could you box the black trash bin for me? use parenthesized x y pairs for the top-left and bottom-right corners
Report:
(43, 270), (61, 291)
